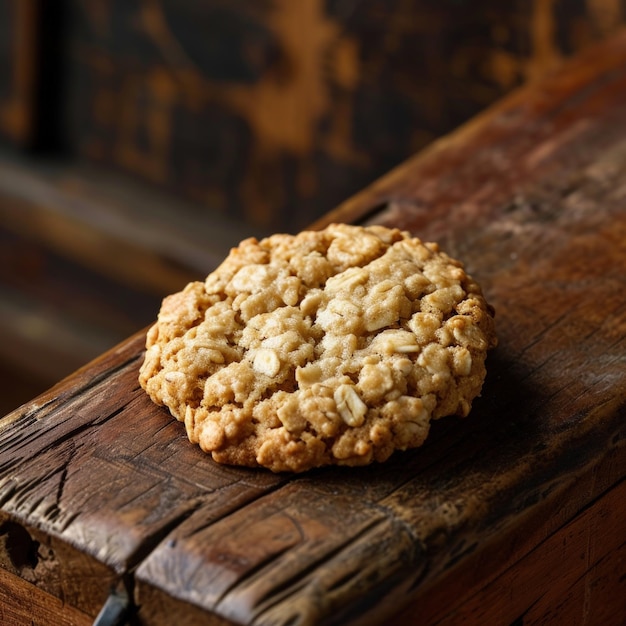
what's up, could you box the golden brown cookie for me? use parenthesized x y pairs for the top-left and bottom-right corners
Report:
(139, 224), (497, 472)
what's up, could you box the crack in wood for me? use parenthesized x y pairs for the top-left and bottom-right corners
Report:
(239, 517), (409, 625)
(54, 465), (69, 514)
(241, 518), (388, 624)
(125, 499), (207, 573)
(172, 480), (293, 543)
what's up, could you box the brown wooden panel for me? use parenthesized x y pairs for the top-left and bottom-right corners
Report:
(0, 514), (118, 619)
(0, 152), (254, 413)
(0, 567), (92, 626)
(390, 466), (626, 625)
(64, 0), (626, 232)
(479, 483), (626, 625)
(0, 0), (37, 147)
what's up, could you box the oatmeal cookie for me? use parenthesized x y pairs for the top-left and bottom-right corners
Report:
(139, 224), (497, 472)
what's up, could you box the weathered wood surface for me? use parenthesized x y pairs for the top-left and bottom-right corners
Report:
(65, 0), (626, 231)
(404, 477), (626, 626)
(0, 567), (91, 626)
(0, 333), (287, 619)
(2, 28), (626, 626)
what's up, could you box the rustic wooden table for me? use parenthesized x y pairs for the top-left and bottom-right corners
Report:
(1, 30), (626, 626)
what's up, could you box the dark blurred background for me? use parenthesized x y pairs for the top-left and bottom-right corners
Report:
(0, 0), (624, 414)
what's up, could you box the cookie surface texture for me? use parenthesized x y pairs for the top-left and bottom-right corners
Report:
(139, 224), (497, 472)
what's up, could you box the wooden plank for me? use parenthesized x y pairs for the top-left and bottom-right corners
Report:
(0, 514), (118, 620)
(0, 567), (92, 626)
(132, 29), (626, 624)
(136, 480), (420, 626)
(402, 479), (626, 626)
(389, 442), (626, 625)
(0, 0), (37, 146)
(0, 331), (287, 618)
(1, 25), (626, 626)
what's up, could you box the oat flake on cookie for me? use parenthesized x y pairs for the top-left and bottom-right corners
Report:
(139, 223), (497, 472)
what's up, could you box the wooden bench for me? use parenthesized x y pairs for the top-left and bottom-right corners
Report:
(1, 29), (626, 626)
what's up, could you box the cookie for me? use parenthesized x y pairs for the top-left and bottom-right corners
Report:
(139, 224), (497, 472)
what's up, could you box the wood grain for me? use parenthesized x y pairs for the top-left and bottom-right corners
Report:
(122, 28), (626, 624)
(1, 26), (626, 626)
(389, 445), (626, 625)
(64, 0), (626, 231)
(0, 567), (92, 626)
(417, 479), (626, 626)
(0, 331), (286, 618)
